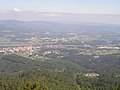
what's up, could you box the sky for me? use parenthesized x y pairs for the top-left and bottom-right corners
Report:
(0, 0), (120, 24)
(0, 0), (120, 14)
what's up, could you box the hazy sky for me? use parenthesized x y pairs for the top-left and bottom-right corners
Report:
(0, 0), (120, 24)
(0, 0), (120, 14)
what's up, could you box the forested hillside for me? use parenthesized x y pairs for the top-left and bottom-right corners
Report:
(0, 53), (120, 90)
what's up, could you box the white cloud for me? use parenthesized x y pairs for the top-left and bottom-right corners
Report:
(13, 8), (22, 12)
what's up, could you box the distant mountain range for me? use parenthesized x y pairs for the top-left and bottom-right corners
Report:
(0, 20), (120, 33)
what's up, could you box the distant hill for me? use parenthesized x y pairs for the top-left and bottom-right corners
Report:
(0, 20), (120, 33)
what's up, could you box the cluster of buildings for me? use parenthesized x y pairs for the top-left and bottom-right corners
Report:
(31, 35), (80, 44)
(0, 44), (66, 56)
(84, 73), (100, 77)
(0, 46), (36, 55)
(98, 46), (120, 50)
